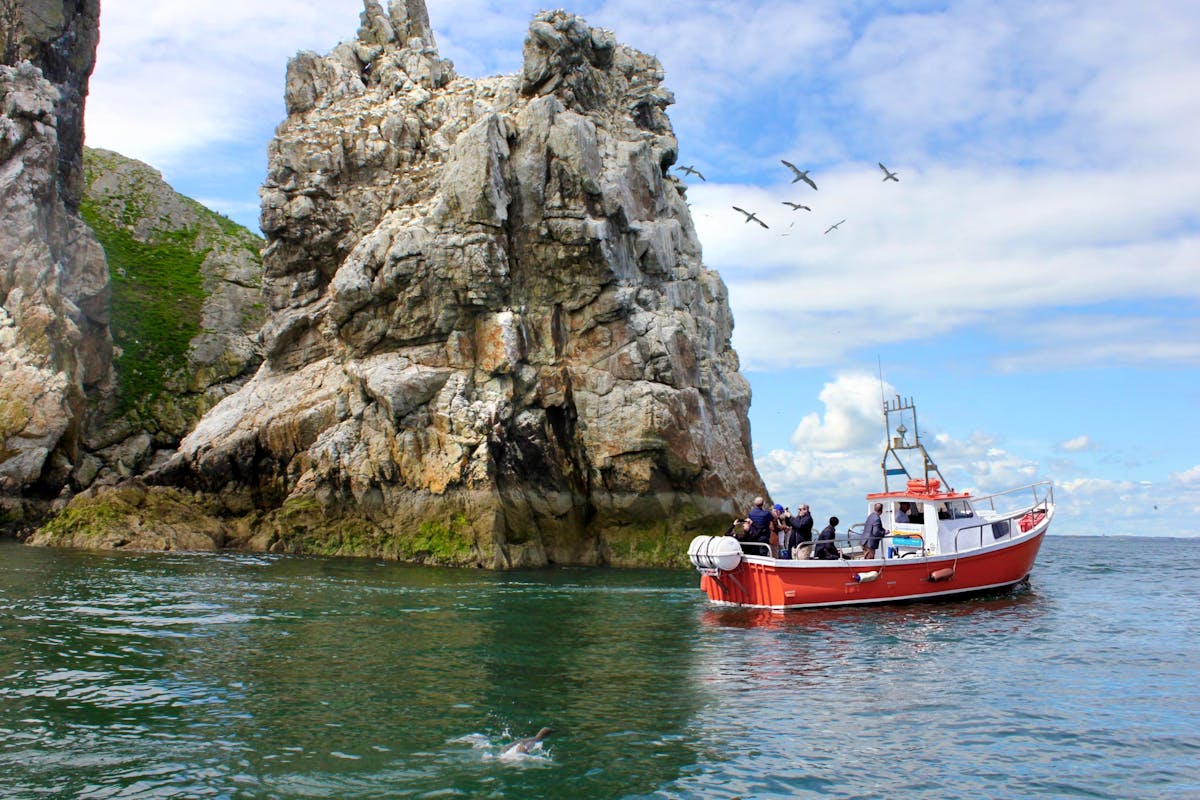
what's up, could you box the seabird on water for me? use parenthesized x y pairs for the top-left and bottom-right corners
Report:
(780, 160), (818, 190)
(824, 219), (846, 234)
(677, 165), (706, 181)
(500, 727), (554, 757)
(781, 201), (811, 211)
(878, 162), (899, 182)
(732, 206), (769, 229)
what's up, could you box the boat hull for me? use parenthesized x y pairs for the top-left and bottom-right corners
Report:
(699, 529), (1046, 610)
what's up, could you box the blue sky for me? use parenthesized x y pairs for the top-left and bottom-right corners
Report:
(83, 0), (1200, 537)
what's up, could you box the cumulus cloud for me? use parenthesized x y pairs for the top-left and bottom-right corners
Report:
(761, 387), (1196, 537)
(1059, 435), (1094, 453)
(1172, 465), (1200, 485)
(86, 0), (361, 167)
(789, 373), (892, 452)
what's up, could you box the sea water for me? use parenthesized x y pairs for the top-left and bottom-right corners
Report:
(0, 535), (1196, 799)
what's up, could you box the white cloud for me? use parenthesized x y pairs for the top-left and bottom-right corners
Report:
(1172, 465), (1200, 485)
(688, 164), (1200, 370)
(87, 0), (367, 166)
(790, 373), (892, 452)
(990, 315), (1200, 372)
(1059, 435), (1093, 453)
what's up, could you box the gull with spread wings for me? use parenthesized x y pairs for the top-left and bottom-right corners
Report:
(676, 165), (706, 181)
(782, 201), (811, 211)
(780, 160), (817, 190)
(878, 162), (899, 182)
(732, 206), (769, 229)
(823, 219), (845, 234)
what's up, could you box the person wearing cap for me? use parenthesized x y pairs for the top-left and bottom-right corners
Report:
(770, 503), (788, 557)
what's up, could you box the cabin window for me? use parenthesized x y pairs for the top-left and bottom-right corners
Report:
(938, 500), (974, 519)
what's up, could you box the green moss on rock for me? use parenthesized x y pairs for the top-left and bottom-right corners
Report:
(603, 521), (689, 568)
(264, 499), (477, 564)
(31, 484), (225, 551)
(401, 516), (475, 563)
(81, 203), (208, 413)
(35, 493), (128, 541)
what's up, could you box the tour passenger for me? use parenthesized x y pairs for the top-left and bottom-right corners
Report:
(770, 504), (787, 557)
(813, 517), (840, 560)
(862, 502), (885, 560)
(790, 504), (814, 544)
(746, 497), (773, 544)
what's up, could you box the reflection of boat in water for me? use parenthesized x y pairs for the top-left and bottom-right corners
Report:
(688, 395), (1053, 610)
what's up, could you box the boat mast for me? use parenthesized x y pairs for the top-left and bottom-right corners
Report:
(880, 395), (952, 492)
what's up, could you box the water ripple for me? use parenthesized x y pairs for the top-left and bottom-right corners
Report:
(0, 536), (1197, 799)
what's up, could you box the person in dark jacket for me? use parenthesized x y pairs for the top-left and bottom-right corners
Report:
(746, 497), (774, 544)
(861, 502), (885, 559)
(813, 517), (840, 559)
(789, 504), (814, 544)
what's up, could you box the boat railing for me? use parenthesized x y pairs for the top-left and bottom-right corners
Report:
(843, 525), (865, 552)
(951, 482), (1053, 553)
(970, 480), (1055, 518)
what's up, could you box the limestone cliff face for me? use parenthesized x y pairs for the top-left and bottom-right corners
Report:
(0, 0), (110, 514)
(154, 0), (764, 566)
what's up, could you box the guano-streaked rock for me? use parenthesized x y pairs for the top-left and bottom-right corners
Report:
(39, 0), (766, 566)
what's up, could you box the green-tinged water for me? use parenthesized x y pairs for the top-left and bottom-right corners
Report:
(1, 536), (1198, 799)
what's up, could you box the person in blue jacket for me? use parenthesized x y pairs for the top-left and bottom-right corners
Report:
(746, 497), (774, 544)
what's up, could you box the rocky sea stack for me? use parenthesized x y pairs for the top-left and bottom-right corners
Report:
(28, 0), (765, 566)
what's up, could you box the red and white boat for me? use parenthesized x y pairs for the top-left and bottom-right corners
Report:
(688, 395), (1054, 609)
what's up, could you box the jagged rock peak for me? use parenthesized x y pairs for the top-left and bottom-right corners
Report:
(359, 0), (436, 49)
(285, 0), (452, 115)
(39, 4), (765, 567)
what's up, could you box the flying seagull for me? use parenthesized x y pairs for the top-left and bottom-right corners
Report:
(732, 206), (769, 229)
(824, 219), (846, 234)
(782, 201), (811, 211)
(677, 165), (706, 181)
(878, 162), (899, 182)
(780, 160), (817, 190)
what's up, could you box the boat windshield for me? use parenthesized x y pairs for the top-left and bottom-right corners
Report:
(938, 499), (974, 519)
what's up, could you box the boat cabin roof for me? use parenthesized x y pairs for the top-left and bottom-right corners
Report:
(866, 478), (971, 503)
(866, 489), (973, 502)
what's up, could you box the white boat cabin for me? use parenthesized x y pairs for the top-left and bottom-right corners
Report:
(855, 479), (1051, 559)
